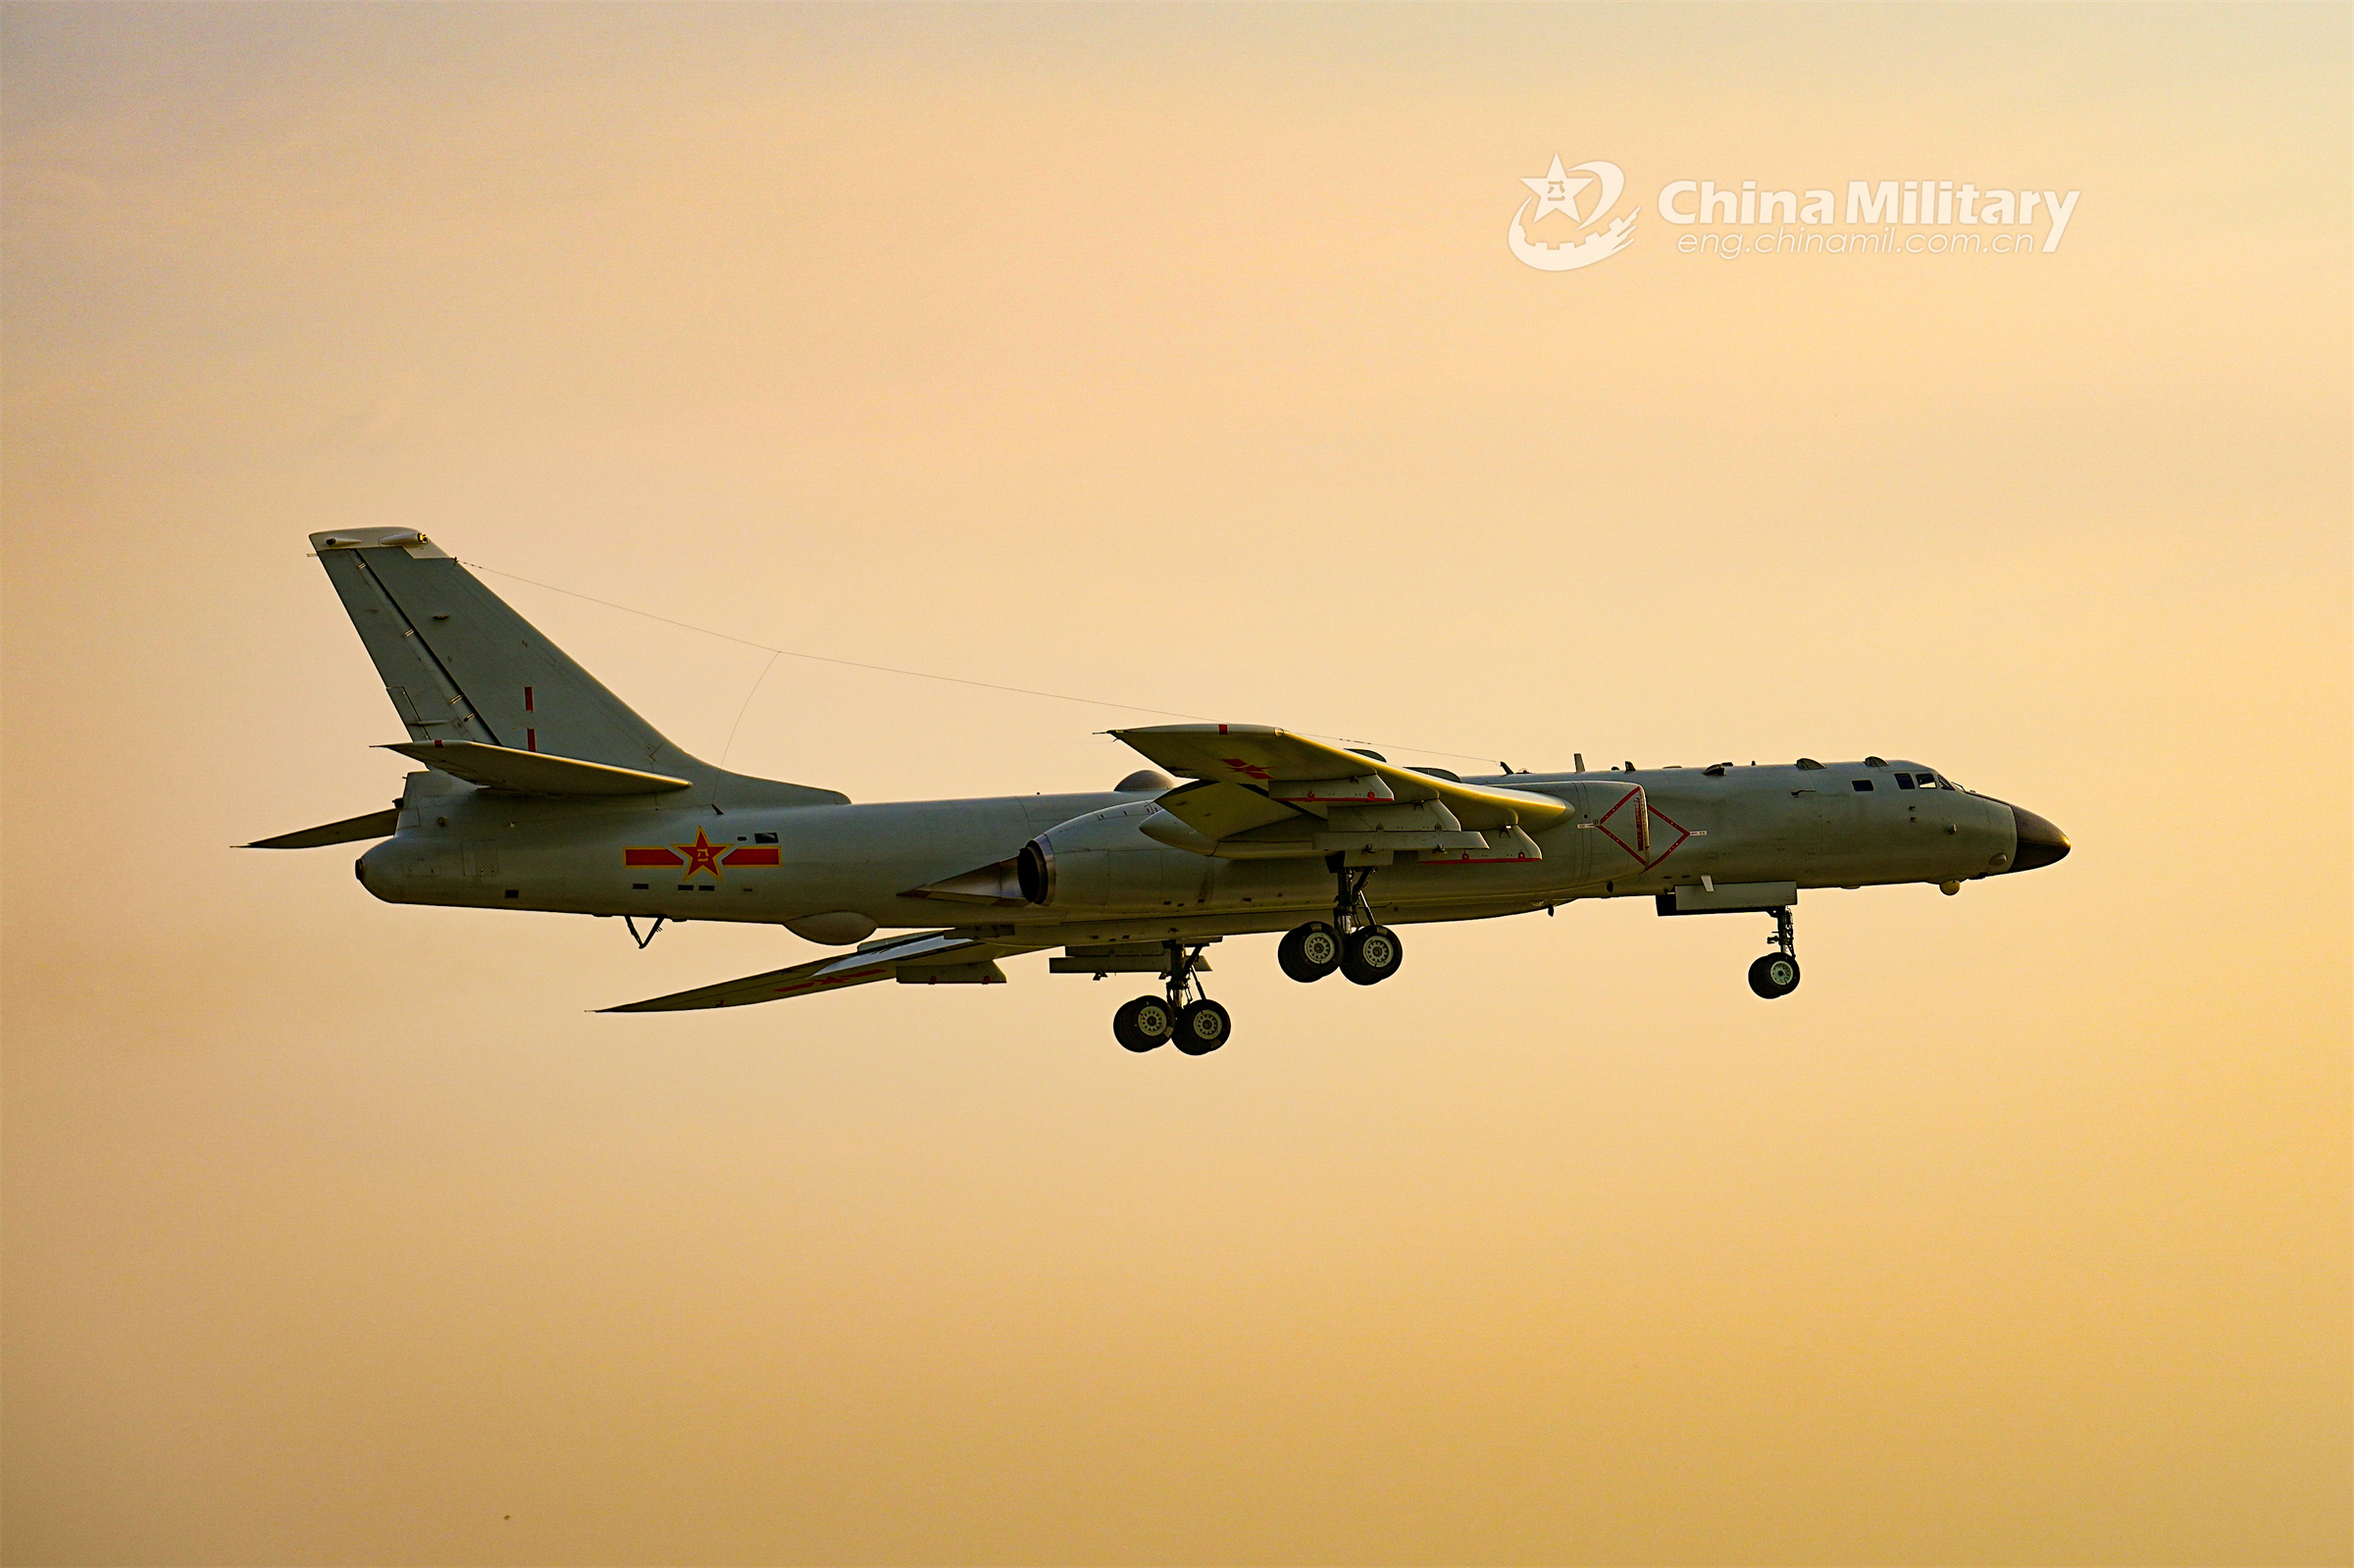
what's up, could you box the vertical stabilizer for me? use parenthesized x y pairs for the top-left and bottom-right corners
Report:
(311, 530), (844, 805)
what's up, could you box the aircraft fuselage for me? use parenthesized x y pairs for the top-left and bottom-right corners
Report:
(358, 758), (2025, 944)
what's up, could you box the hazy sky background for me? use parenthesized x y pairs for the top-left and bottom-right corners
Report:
(4, 4), (2347, 1563)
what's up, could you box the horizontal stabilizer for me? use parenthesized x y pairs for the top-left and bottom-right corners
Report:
(242, 808), (399, 849)
(602, 930), (1039, 1012)
(384, 740), (691, 796)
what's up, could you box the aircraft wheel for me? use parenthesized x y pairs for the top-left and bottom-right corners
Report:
(1340, 926), (1404, 986)
(1173, 999), (1231, 1055)
(1278, 922), (1343, 983)
(1747, 953), (1801, 999)
(1113, 994), (1174, 1051)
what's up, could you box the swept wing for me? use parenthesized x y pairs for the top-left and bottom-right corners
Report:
(601, 930), (1044, 1013)
(1112, 724), (1567, 860)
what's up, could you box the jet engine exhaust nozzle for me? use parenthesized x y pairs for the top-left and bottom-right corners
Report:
(1016, 839), (1053, 905)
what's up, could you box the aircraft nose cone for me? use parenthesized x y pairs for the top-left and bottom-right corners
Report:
(2004, 804), (2072, 873)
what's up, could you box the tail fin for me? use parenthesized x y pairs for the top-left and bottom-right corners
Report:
(311, 529), (844, 806)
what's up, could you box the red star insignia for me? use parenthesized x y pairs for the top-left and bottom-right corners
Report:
(673, 826), (729, 878)
(1223, 757), (1273, 782)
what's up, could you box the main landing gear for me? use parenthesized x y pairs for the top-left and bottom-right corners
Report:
(1113, 867), (1406, 1054)
(1747, 905), (1802, 999)
(1111, 939), (1229, 1056)
(1278, 866), (1405, 987)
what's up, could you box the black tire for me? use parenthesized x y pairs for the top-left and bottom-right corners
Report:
(1339, 926), (1404, 986)
(1747, 953), (1801, 999)
(1277, 922), (1343, 983)
(1173, 999), (1231, 1055)
(1113, 994), (1174, 1051)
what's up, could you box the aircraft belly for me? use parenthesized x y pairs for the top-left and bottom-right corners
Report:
(1137, 829), (1600, 922)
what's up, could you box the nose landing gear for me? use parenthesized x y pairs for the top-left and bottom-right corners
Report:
(1111, 938), (1228, 1055)
(1747, 906), (1802, 998)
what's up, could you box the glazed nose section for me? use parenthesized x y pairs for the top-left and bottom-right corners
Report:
(2004, 805), (2072, 873)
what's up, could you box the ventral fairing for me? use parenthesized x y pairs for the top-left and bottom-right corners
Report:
(252, 530), (2070, 1054)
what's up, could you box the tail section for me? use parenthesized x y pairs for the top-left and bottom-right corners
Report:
(311, 529), (844, 806)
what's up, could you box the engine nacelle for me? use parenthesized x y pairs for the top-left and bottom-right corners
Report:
(1018, 801), (1206, 909)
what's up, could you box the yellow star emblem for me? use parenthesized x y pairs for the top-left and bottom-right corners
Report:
(673, 826), (729, 879)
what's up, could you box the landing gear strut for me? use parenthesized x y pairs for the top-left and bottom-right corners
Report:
(1112, 938), (1229, 1055)
(1747, 905), (1801, 999)
(1280, 863), (1405, 986)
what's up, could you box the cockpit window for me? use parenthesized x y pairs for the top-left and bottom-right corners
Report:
(1894, 774), (1917, 789)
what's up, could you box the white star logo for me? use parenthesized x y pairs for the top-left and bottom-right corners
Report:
(1521, 154), (1592, 224)
(1506, 156), (1636, 272)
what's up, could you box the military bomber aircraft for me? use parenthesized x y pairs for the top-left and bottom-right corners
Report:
(252, 530), (2071, 1053)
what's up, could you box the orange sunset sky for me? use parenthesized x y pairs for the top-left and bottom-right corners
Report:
(4, 4), (2348, 1563)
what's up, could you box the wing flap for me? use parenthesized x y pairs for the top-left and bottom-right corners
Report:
(1153, 780), (1308, 839)
(1311, 830), (1490, 853)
